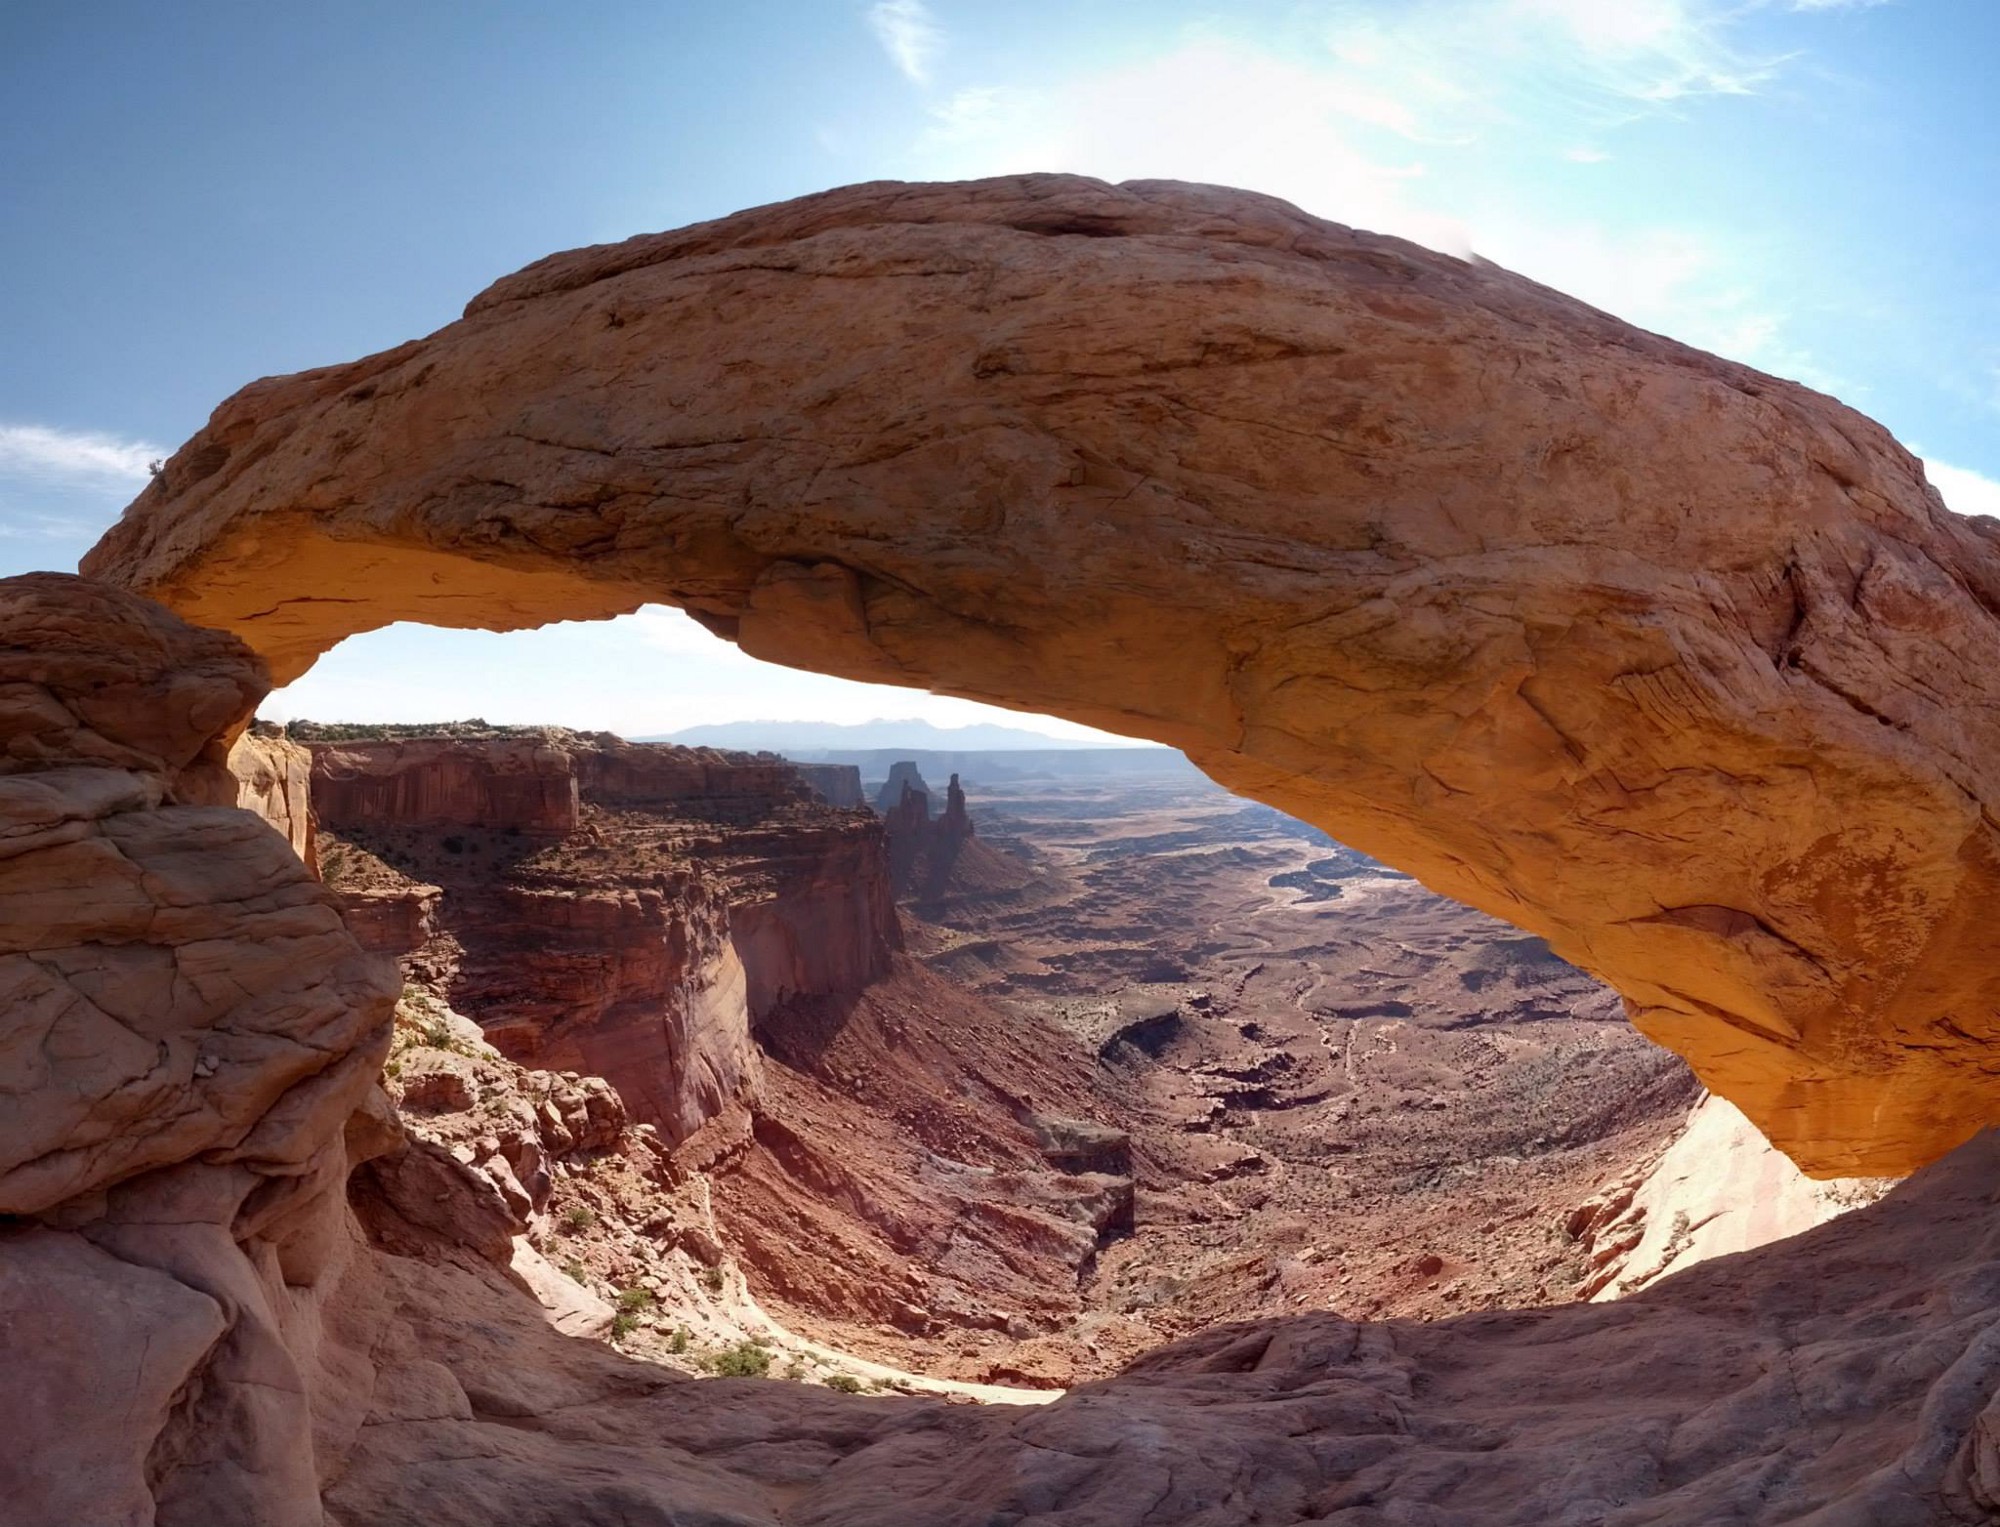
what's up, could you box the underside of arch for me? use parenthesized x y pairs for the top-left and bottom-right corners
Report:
(83, 174), (2000, 1177)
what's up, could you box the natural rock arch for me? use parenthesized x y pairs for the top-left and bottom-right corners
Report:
(84, 174), (2000, 1176)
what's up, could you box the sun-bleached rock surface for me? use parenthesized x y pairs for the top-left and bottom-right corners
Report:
(1580, 1092), (1891, 1301)
(229, 725), (318, 868)
(82, 174), (2000, 1174)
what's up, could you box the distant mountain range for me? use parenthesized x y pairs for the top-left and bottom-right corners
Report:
(646, 718), (1162, 753)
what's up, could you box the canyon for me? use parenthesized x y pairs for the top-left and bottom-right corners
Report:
(7, 174), (2000, 1524)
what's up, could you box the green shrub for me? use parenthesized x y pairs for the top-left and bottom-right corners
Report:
(704, 1341), (771, 1379)
(616, 1286), (654, 1314)
(701, 1265), (725, 1293)
(560, 1258), (587, 1282)
(609, 1311), (640, 1342)
(824, 1374), (864, 1394)
(668, 1326), (691, 1355)
(561, 1204), (598, 1233)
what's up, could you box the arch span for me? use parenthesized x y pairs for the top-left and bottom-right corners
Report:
(84, 175), (2000, 1176)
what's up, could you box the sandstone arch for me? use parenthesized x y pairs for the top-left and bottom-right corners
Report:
(83, 174), (2000, 1176)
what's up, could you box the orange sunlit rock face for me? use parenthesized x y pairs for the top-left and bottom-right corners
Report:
(83, 174), (2000, 1175)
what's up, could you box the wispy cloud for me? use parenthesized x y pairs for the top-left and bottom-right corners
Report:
(0, 423), (163, 570)
(867, 0), (942, 86)
(907, 2), (1854, 392)
(1923, 458), (2000, 521)
(0, 422), (160, 488)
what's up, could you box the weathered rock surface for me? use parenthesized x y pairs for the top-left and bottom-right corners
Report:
(1580, 1091), (1892, 1301)
(82, 174), (2000, 1173)
(229, 724), (318, 869)
(0, 573), (398, 1527)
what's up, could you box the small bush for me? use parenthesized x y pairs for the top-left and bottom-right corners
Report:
(704, 1341), (772, 1379)
(561, 1204), (598, 1233)
(701, 1265), (726, 1293)
(616, 1286), (654, 1314)
(823, 1374), (864, 1394)
(609, 1311), (640, 1342)
(668, 1326), (690, 1355)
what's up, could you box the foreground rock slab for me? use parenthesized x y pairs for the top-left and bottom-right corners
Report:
(83, 174), (2000, 1174)
(0, 573), (398, 1526)
(322, 1126), (2000, 1525)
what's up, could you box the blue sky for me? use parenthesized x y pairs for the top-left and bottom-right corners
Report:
(4, 0), (1995, 737)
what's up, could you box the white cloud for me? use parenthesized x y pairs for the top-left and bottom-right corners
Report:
(0, 423), (165, 572)
(1923, 459), (2000, 521)
(264, 609), (1133, 742)
(905, 3), (1857, 393)
(917, 39), (1472, 256)
(867, 0), (942, 86)
(0, 422), (160, 487)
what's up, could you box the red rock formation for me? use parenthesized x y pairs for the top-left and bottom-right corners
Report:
(790, 760), (865, 807)
(0, 573), (396, 1527)
(84, 175), (2000, 1173)
(5, 573), (2000, 1523)
(323, 1127), (2000, 1526)
(313, 734), (581, 834)
(885, 764), (1021, 905)
(229, 725), (318, 871)
(875, 759), (933, 816)
(314, 730), (898, 1144)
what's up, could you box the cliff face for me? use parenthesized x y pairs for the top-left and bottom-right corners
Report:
(885, 766), (1029, 905)
(228, 728), (318, 871)
(312, 735), (581, 834)
(312, 731), (899, 1146)
(875, 759), (933, 816)
(789, 760), (864, 808)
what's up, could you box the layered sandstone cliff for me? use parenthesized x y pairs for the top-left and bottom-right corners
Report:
(311, 729), (898, 1145)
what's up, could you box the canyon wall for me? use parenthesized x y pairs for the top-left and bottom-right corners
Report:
(313, 735), (582, 834)
(81, 174), (2000, 1174)
(311, 731), (898, 1144)
(790, 760), (865, 808)
(229, 726), (318, 870)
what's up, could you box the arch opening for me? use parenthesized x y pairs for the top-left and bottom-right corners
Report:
(81, 173), (2000, 1177)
